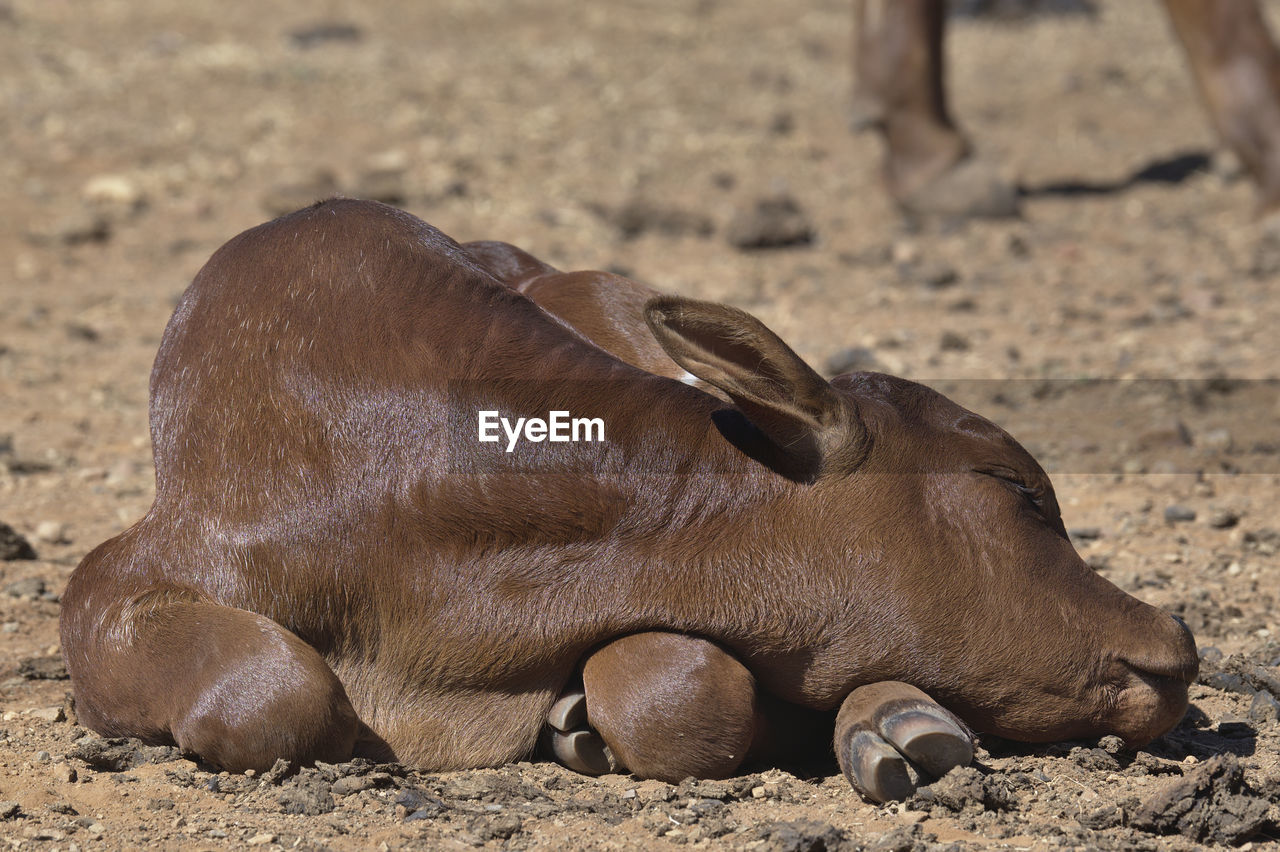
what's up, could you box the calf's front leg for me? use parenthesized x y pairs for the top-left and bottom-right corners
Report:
(546, 632), (759, 783)
(544, 633), (975, 800)
(835, 681), (974, 803)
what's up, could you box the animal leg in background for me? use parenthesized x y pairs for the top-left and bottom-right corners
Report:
(1164, 0), (1280, 215)
(851, 0), (965, 192)
(851, 0), (1018, 218)
(853, 0), (1280, 218)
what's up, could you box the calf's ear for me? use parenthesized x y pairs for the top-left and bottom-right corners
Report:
(645, 296), (868, 479)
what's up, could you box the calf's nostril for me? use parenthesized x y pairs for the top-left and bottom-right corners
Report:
(1129, 658), (1198, 685)
(1119, 613), (1200, 685)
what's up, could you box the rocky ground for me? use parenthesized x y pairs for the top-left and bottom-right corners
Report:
(1, 0), (1279, 849)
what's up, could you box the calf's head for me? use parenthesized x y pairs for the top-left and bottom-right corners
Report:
(644, 297), (1198, 748)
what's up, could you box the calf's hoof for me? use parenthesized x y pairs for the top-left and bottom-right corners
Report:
(835, 682), (974, 803)
(543, 686), (618, 776)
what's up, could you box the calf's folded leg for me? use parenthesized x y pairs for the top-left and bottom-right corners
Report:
(561, 632), (758, 783)
(546, 637), (974, 797)
(62, 583), (358, 773)
(834, 681), (973, 803)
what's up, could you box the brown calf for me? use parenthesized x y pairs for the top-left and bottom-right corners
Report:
(60, 199), (1197, 803)
(853, 0), (1280, 217)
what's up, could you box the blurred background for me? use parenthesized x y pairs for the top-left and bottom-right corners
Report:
(3, 0), (1277, 477)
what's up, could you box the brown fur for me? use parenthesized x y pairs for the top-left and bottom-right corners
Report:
(581, 632), (759, 782)
(462, 240), (695, 383)
(61, 199), (1197, 775)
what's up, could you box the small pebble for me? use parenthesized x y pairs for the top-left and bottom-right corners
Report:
(899, 260), (960, 289)
(81, 174), (145, 209)
(0, 522), (37, 561)
(1249, 691), (1280, 724)
(26, 210), (111, 246)
(601, 197), (713, 240)
(105, 459), (139, 487)
(259, 169), (340, 218)
(34, 520), (67, 544)
(351, 168), (408, 206)
(288, 21), (365, 49)
(1208, 509), (1239, 529)
(4, 577), (45, 599)
(1138, 420), (1193, 450)
(1098, 735), (1125, 755)
(825, 346), (880, 375)
(1005, 233), (1030, 257)
(1199, 646), (1224, 664)
(65, 323), (100, 343)
(891, 240), (920, 265)
(331, 775), (372, 796)
(725, 195), (813, 250)
(26, 706), (64, 723)
(1163, 505), (1197, 524)
(1199, 427), (1234, 452)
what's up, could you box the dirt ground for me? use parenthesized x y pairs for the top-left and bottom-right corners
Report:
(1, 0), (1279, 849)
